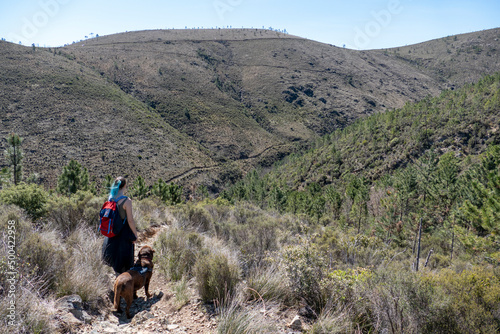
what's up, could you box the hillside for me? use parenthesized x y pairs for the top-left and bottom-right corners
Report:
(0, 41), (215, 188)
(379, 28), (500, 87)
(225, 73), (500, 214)
(1, 28), (500, 189)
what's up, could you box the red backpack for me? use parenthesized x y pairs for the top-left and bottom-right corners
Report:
(99, 196), (127, 237)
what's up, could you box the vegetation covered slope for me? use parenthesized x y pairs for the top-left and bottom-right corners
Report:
(380, 28), (500, 87)
(1, 28), (500, 190)
(61, 29), (442, 165)
(225, 73), (500, 224)
(2, 71), (500, 334)
(0, 41), (216, 188)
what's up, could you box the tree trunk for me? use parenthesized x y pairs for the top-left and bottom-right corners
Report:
(424, 249), (434, 268)
(450, 230), (455, 261)
(416, 218), (422, 271)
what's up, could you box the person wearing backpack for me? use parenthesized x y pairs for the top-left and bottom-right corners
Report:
(101, 177), (139, 274)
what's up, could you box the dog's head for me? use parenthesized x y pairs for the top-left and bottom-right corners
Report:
(138, 245), (155, 262)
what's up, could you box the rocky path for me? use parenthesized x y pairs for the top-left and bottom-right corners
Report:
(71, 225), (217, 334)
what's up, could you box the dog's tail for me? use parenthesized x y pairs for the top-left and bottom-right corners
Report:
(114, 284), (122, 310)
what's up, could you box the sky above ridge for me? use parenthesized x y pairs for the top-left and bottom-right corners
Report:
(0, 0), (499, 50)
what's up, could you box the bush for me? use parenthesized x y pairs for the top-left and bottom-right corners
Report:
(194, 251), (240, 305)
(0, 205), (32, 245)
(45, 191), (102, 236)
(154, 228), (204, 281)
(18, 231), (66, 293)
(57, 226), (111, 304)
(244, 264), (293, 305)
(356, 265), (500, 333)
(174, 203), (213, 232)
(421, 267), (500, 333)
(133, 197), (168, 230)
(172, 277), (190, 310)
(215, 217), (279, 271)
(0, 183), (48, 220)
(217, 301), (278, 334)
(281, 238), (327, 312)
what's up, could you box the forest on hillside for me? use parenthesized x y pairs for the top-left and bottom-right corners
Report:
(0, 74), (499, 333)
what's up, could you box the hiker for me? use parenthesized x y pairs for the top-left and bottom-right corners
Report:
(101, 177), (139, 274)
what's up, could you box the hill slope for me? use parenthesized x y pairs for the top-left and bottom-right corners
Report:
(379, 28), (500, 87)
(62, 29), (441, 160)
(0, 41), (215, 188)
(1, 28), (499, 189)
(227, 72), (500, 195)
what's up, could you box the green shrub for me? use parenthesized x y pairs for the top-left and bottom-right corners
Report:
(0, 183), (48, 220)
(281, 238), (327, 312)
(56, 159), (89, 195)
(152, 179), (183, 205)
(215, 217), (279, 270)
(172, 277), (190, 310)
(174, 203), (213, 232)
(45, 191), (102, 236)
(421, 267), (500, 333)
(194, 251), (240, 305)
(154, 228), (204, 281)
(320, 268), (372, 308)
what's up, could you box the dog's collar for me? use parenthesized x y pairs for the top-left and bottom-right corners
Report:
(130, 265), (152, 276)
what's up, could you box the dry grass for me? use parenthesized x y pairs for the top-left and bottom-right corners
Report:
(57, 226), (112, 305)
(216, 293), (278, 334)
(0, 275), (57, 334)
(244, 264), (293, 305)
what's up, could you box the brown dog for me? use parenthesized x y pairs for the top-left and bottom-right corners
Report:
(113, 245), (155, 318)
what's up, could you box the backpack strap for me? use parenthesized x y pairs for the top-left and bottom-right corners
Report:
(114, 195), (127, 202)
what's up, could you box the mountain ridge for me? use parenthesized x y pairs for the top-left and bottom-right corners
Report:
(1, 27), (499, 191)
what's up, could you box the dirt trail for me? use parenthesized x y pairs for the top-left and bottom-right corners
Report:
(76, 225), (217, 334)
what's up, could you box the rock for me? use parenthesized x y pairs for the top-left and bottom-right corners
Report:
(167, 324), (179, 330)
(287, 315), (303, 331)
(55, 295), (83, 311)
(158, 316), (170, 329)
(58, 311), (83, 327)
(71, 308), (92, 324)
(298, 304), (316, 319)
(131, 311), (155, 325)
(55, 295), (92, 324)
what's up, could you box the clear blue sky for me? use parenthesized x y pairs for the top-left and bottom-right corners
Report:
(0, 0), (499, 50)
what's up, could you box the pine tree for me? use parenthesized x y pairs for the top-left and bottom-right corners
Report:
(346, 175), (369, 233)
(102, 174), (113, 195)
(325, 185), (343, 220)
(130, 175), (148, 200)
(5, 133), (24, 185)
(153, 178), (183, 205)
(57, 160), (89, 195)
